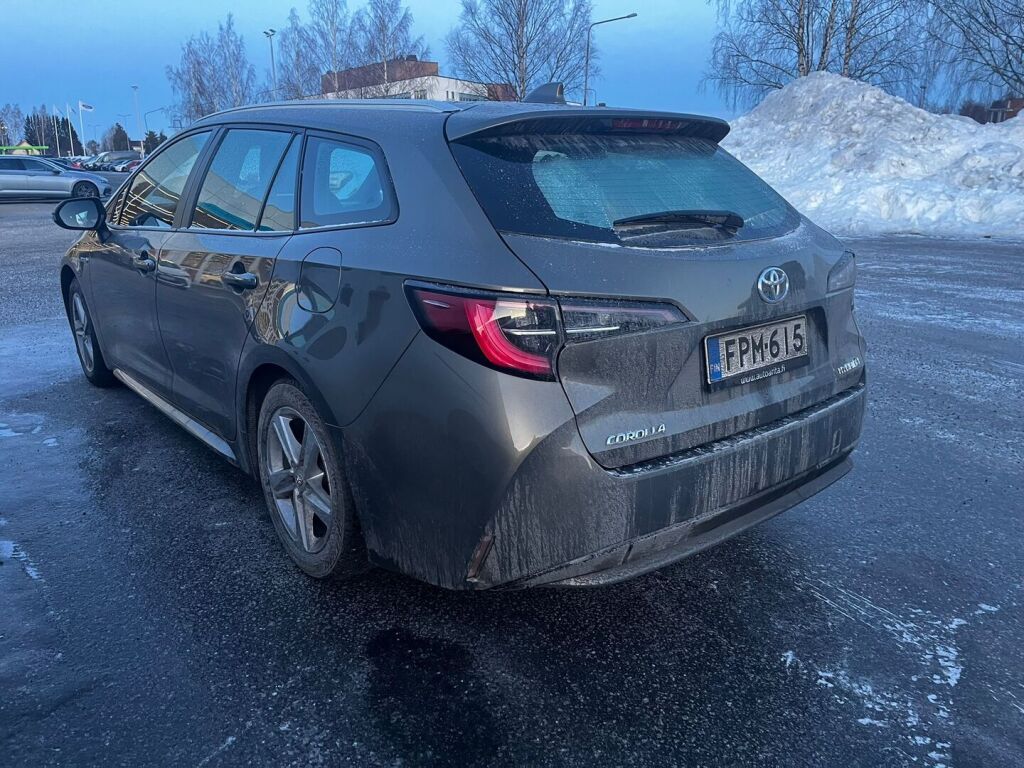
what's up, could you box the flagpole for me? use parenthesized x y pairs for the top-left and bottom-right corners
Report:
(54, 106), (65, 156)
(66, 104), (76, 154)
(52, 108), (62, 157)
(77, 103), (87, 155)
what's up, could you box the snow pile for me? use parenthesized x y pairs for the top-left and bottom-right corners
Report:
(723, 72), (1024, 238)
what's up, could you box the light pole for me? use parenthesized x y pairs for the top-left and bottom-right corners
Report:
(264, 29), (277, 97)
(583, 12), (637, 106)
(144, 106), (167, 133)
(131, 85), (144, 156)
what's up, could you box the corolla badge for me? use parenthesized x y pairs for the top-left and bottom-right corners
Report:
(606, 423), (666, 446)
(757, 266), (789, 303)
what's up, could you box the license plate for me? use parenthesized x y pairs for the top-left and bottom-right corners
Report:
(705, 315), (809, 386)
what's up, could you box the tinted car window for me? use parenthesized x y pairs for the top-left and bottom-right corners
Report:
(191, 129), (293, 231)
(451, 133), (800, 246)
(22, 158), (52, 172)
(119, 132), (210, 228)
(258, 138), (300, 232)
(0, 158), (26, 171)
(299, 136), (392, 229)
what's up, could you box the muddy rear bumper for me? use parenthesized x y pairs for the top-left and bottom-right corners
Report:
(471, 384), (866, 589)
(507, 454), (852, 588)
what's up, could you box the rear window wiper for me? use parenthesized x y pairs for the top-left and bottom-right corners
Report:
(612, 210), (745, 233)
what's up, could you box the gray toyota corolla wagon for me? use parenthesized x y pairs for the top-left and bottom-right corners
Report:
(54, 95), (866, 589)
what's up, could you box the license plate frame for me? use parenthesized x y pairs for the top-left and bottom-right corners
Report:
(704, 315), (810, 388)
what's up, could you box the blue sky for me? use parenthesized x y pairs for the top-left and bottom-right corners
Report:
(3, 0), (730, 140)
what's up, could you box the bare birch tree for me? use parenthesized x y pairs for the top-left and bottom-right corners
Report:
(275, 9), (329, 99)
(706, 0), (933, 107)
(931, 0), (1024, 98)
(167, 14), (257, 122)
(0, 104), (24, 146)
(350, 0), (430, 96)
(446, 0), (593, 100)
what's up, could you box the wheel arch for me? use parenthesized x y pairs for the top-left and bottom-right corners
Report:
(60, 264), (76, 313)
(237, 346), (341, 476)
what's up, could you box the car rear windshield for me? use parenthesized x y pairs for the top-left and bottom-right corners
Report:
(450, 132), (799, 246)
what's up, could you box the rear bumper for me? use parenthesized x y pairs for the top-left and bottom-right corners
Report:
(508, 454), (851, 588)
(342, 332), (865, 590)
(473, 383), (865, 589)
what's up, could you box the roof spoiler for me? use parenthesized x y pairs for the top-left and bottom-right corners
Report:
(447, 110), (731, 144)
(524, 82), (566, 105)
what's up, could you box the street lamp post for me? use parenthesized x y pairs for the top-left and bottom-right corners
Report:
(131, 85), (144, 157)
(583, 12), (637, 106)
(264, 29), (278, 97)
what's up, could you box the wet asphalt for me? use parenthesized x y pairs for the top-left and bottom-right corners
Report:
(0, 201), (1021, 767)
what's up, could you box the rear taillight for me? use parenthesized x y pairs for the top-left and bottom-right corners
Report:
(407, 284), (686, 380)
(407, 286), (560, 379)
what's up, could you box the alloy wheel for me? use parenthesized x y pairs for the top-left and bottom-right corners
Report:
(264, 406), (333, 554)
(71, 292), (95, 373)
(72, 182), (98, 198)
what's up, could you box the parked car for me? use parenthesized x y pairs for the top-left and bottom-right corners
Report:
(0, 155), (112, 199)
(81, 153), (111, 170)
(113, 157), (142, 172)
(53, 97), (866, 590)
(96, 151), (141, 171)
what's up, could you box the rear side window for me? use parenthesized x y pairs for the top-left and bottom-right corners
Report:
(119, 132), (210, 228)
(450, 133), (799, 246)
(191, 129), (294, 231)
(0, 158), (26, 171)
(299, 136), (393, 229)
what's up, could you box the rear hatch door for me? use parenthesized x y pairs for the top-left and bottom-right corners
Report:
(448, 110), (855, 469)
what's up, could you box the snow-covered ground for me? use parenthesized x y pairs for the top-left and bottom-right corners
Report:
(723, 72), (1024, 238)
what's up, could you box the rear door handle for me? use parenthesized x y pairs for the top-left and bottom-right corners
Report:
(222, 270), (259, 290)
(133, 251), (156, 273)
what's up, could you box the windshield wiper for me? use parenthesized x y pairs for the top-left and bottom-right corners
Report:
(612, 209), (745, 233)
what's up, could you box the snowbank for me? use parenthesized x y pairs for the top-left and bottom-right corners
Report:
(722, 72), (1024, 238)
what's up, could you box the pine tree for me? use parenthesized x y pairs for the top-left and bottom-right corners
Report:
(143, 130), (166, 153)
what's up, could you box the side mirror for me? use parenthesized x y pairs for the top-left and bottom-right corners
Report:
(53, 197), (105, 231)
(52, 169), (62, 175)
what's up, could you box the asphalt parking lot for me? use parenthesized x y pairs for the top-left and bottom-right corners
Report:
(0, 200), (1021, 767)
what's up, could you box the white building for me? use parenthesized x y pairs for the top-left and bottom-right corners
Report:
(321, 57), (515, 102)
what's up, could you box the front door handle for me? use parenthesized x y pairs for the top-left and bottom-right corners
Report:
(133, 251), (156, 273)
(222, 270), (259, 290)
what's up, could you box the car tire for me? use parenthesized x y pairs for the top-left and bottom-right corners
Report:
(67, 278), (117, 387)
(71, 181), (98, 198)
(257, 380), (367, 580)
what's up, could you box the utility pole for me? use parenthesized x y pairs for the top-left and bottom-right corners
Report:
(584, 13), (637, 106)
(264, 29), (277, 98)
(131, 85), (144, 156)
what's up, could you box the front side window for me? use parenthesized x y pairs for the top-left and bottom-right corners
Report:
(299, 136), (393, 229)
(451, 132), (799, 246)
(119, 132), (210, 228)
(190, 129), (294, 231)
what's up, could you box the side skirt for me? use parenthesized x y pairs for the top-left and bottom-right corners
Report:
(113, 368), (238, 465)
